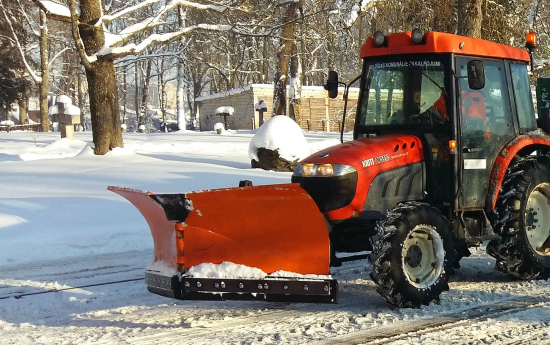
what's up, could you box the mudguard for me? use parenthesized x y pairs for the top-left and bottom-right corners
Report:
(108, 184), (331, 275)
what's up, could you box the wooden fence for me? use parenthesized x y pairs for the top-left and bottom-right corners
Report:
(0, 124), (42, 132)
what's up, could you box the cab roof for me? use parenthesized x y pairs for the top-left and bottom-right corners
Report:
(360, 31), (530, 62)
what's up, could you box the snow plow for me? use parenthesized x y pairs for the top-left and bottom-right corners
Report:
(111, 29), (550, 308)
(109, 184), (338, 303)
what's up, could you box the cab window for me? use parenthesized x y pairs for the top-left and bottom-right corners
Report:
(510, 63), (537, 132)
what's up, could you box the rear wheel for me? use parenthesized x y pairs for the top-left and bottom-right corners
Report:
(368, 202), (456, 307)
(487, 155), (550, 279)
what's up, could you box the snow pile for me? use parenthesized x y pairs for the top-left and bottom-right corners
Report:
(188, 262), (267, 279)
(187, 261), (332, 280)
(19, 138), (86, 161)
(214, 122), (225, 134)
(215, 106), (234, 116)
(146, 260), (178, 276)
(248, 115), (310, 162)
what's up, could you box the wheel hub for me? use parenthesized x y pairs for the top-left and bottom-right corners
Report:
(402, 225), (445, 288)
(526, 183), (550, 256)
(405, 245), (423, 268)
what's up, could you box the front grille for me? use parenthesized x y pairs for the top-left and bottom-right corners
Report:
(291, 172), (358, 212)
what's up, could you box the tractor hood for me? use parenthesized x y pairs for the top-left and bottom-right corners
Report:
(301, 134), (424, 171)
(296, 134), (425, 220)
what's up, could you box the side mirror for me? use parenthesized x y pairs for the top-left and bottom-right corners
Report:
(467, 60), (485, 90)
(324, 71), (339, 99)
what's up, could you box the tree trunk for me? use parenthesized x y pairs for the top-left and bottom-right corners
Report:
(288, 42), (302, 125)
(77, 0), (122, 154)
(262, 37), (268, 84)
(139, 59), (152, 132)
(86, 60), (122, 153)
(77, 66), (85, 129)
(272, 2), (300, 116)
(135, 59), (140, 127)
(39, 9), (50, 132)
(457, 0), (483, 38)
(18, 96), (27, 124)
(122, 65), (126, 125)
(177, 5), (187, 130)
(177, 61), (188, 130)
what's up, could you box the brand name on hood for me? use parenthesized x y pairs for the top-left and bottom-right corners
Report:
(362, 154), (390, 167)
(362, 152), (409, 168)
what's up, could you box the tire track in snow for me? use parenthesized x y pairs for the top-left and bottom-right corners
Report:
(89, 262), (371, 345)
(88, 284), (549, 345)
(314, 295), (550, 345)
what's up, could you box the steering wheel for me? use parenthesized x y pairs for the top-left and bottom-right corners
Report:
(409, 112), (431, 125)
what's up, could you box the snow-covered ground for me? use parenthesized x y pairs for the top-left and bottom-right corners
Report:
(0, 130), (550, 344)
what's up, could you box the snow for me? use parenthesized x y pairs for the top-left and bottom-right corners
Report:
(215, 106), (235, 116)
(188, 262), (268, 279)
(146, 260), (178, 276)
(249, 115), (310, 162)
(56, 94), (72, 104)
(213, 122), (225, 133)
(0, 130), (550, 344)
(255, 101), (268, 110)
(63, 104), (81, 115)
(48, 104), (59, 114)
(35, 0), (80, 18)
(188, 262), (332, 280)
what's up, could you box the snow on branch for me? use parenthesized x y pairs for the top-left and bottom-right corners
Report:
(33, 0), (80, 22)
(99, 24), (233, 59)
(0, 0), (41, 83)
(96, 0), (227, 27)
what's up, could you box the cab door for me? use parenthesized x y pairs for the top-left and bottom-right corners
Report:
(457, 58), (516, 208)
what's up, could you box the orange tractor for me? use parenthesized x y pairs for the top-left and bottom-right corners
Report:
(111, 29), (550, 307)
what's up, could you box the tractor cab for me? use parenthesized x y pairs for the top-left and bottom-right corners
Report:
(326, 30), (539, 213)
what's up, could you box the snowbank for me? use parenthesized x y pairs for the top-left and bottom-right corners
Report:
(248, 115), (310, 162)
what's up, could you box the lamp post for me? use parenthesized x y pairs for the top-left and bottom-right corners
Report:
(215, 106), (234, 130)
(255, 97), (267, 128)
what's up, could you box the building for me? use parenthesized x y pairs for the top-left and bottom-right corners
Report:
(195, 84), (359, 132)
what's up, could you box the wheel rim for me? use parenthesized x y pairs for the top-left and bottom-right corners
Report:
(525, 183), (550, 255)
(402, 225), (445, 288)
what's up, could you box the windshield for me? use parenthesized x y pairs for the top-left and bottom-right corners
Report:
(357, 58), (448, 128)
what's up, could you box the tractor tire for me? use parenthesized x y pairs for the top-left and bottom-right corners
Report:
(487, 155), (550, 280)
(368, 202), (456, 308)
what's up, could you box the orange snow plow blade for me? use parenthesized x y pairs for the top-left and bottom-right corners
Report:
(109, 184), (337, 303)
(108, 184), (330, 275)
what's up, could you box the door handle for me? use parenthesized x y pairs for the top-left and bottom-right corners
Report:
(463, 147), (483, 153)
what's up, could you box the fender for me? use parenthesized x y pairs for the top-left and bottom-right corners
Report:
(487, 130), (550, 209)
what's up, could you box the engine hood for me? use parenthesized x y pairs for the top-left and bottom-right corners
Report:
(302, 134), (424, 170)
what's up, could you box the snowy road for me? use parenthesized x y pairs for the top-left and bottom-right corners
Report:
(1, 248), (550, 344)
(1, 131), (550, 344)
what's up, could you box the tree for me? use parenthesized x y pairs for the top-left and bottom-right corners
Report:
(32, 0), (246, 154)
(0, 0), (47, 128)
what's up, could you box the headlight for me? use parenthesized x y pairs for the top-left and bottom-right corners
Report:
(293, 163), (356, 177)
(317, 164), (334, 176)
(301, 163), (315, 176)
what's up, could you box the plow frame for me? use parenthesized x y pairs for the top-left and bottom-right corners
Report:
(145, 271), (339, 304)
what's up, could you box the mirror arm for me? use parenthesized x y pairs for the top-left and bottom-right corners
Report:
(340, 74), (362, 143)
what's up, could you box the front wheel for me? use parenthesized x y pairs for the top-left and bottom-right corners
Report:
(368, 202), (456, 308)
